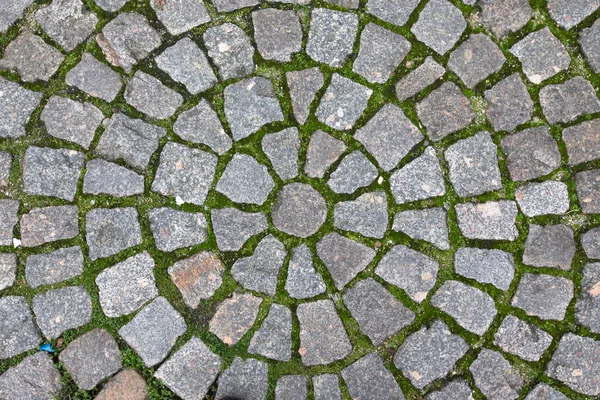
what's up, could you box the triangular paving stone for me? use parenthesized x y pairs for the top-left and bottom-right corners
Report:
(203, 23), (255, 81)
(390, 146), (446, 204)
(0, 31), (64, 82)
(425, 379), (473, 400)
(304, 130), (347, 179)
(285, 244), (327, 300)
(316, 74), (373, 131)
(454, 247), (514, 290)
(470, 349), (523, 400)
(0, 296), (41, 360)
(306, 8), (358, 68)
(209, 292), (262, 346)
(32, 286), (92, 339)
(211, 208), (268, 252)
(214, 358), (268, 400)
(275, 376), (308, 400)
(86, 207), (143, 261)
(575, 262), (600, 334)
(396, 57), (445, 101)
(124, 71), (183, 120)
(20, 205), (79, 248)
(65, 53), (123, 102)
(174, 99), (231, 154)
(334, 191), (388, 238)
(393, 207), (450, 250)
(248, 303), (292, 361)
(328, 151), (378, 194)
(148, 207), (207, 252)
(262, 127), (300, 181)
(447, 33), (506, 89)
(0, 352), (62, 400)
(493, 315), (553, 362)
(341, 353), (405, 400)
(287, 68), (324, 125)
(216, 153), (274, 205)
(366, 0), (419, 26)
(168, 252), (224, 308)
(83, 158), (144, 197)
(150, 0), (211, 36)
(0, 77), (42, 138)
(522, 224), (576, 270)
(411, 0), (466, 55)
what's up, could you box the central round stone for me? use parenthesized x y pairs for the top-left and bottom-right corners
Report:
(272, 183), (327, 238)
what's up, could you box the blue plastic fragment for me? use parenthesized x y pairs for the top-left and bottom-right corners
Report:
(39, 343), (55, 353)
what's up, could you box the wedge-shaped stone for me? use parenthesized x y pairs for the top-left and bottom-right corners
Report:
(168, 252), (223, 308)
(209, 292), (262, 346)
(248, 304), (292, 361)
(393, 208), (449, 250)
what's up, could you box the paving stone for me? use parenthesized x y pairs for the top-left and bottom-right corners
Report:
(445, 131), (502, 197)
(470, 349), (523, 400)
(41, 96), (103, 149)
(546, 333), (600, 396)
(217, 153), (274, 204)
(306, 8), (358, 67)
(96, 113), (166, 171)
(211, 208), (268, 252)
(168, 252), (223, 308)
(0, 151), (12, 188)
(355, 103), (423, 171)
(150, 0), (210, 35)
(224, 77), (283, 140)
(248, 304), (292, 361)
(393, 208), (450, 250)
(0, 296), (41, 360)
(59, 329), (121, 390)
(515, 181), (570, 217)
(0, 77), (42, 138)
(494, 315), (553, 362)
(174, 99), (231, 154)
(26, 246), (82, 289)
(215, 358), (268, 400)
(510, 28), (570, 84)
(272, 183), (327, 237)
(425, 379), (473, 400)
(575, 262), (600, 333)
(287, 68), (324, 125)
(149, 208), (207, 252)
(455, 200), (519, 240)
(484, 73), (534, 132)
(262, 127), (300, 180)
(417, 82), (475, 141)
(454, 247), (514, 290)
(203, 23), (255, 81)
(367, 0), (418, 26)
(0, 352), (62, 400)
(548, 0), (600, 29)
(448, 33), (506, 89)
(376, 245), (439, 303)
(21, 205), (79, 248)
(432, 280), (497, 335)
(342, 353), (405, 400)
(231, 235), (286, 296)
(124, 71), (183, 120)
(305, 130), (346, 178)
(395, 320), (468, 389)
(396, 57), (445, 101)
(390, 147), (446, 204)
(344, 278), (415, 345)
(313, 374), (341, 400)
(152, 141), (217, 205)
(65, 53), (123, 102)
(576, 169), (600, 213)
(501, 126), (561, 181)
(564, 119), (600, 166)
(540, 77), (600, 124)
(209, 292), (262, 346)
(0, 253), (16, 291)
(480, 0), (533, 38)
(119, 297), (186, 367)
(0, 0), (34, 33)
(580, 19), (600, 73)
(96, 370), (147, 400)
(328, 151), (378, 194)
(411, 0), (466, 55)
(253, 9), (302, 62)
(334, 192), (388, 238)
(316, 74), (373, 131)
(83, 158), (144, 197)
(96, 252), (158, 317)
(0, 31), (64, 82)
(96, 12), (161, 73)
(32, 286), (92, 339)
(0, 199), (18, 246)
(275, 375), (307, 400)
(213, 0), (259, 12)
(582, 227), (600, 259)
(317, 232), (376, 289)
(154, 338), (220, 400)
(323, 0), (358, 7)
(297, 299), (352, 366)
(156, 38), (217, 95)
(523, 224), (575, 270)
(23, 146), (85, 201)
(525, 383), (569, 400)
(285, 244), (326, 299)
(35, 0), (98, 51)
(86, 207), (143, 260)
(95, 0), (128, 12)
(512, 273), (573, 320)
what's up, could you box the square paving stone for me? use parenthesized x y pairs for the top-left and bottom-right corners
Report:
(0, 199), (18, 246)
(454, 247), (514, 290)
(0, 0), (34, 33)
(59, 329), (121, 390)
(456, 200), (519, 240)
(343, 278), (415, 345)
(512, 273), (573, 320)
(367, 0), (418, 26)
(516, 181), (570, 217)
(334, 192), (388, 238)
(96, 369), (147, 400)
(313, 374), (341, 400)
(275, 375), (307, 400)
(214, 357), (268, 400)
(0, 151), (12, 187)
(448, 33), (506, 89)
(548, 0), (600, 29)
(445, 131), (502, 197)
(580, 19), (600, 73)
(342, 353), (405, 400)
(248, 304), (292, 361)
(563, 119), (600, 166)
(203, 23), (255, 81)
(168, 251), (224, 308)
(575, 262), (600, 333)
(156, 38), (217, 95)
(34, 0), (98, 51)
(150, 0), (210, 35)
(501, 126), (561, 181)
(540, 77), (600, 124)
(353, 23), (411, 84)
(0, 31), (64, 82)
(83, 158), (144, 197)
(396, 57), (445, 101)
(155, 337), (221, 400)
(306, 8), (358, 67)
(425, 379), (473, 400)
(209, 292), (262, 346)
(416, 82), (475, 141)
(96, 12), (161, 73)
(253, 9), (302, 62)
(0, 77), (42, 138)
(523, 224), (575, 270)
(0, 253), (16, 291)
(480, 0), (532, 39)
(95, 0), (128, 12)
(262, 127), (300, 180)
(211, 208), (268, 252)
(393, 207), (450, 250)
(216, 153), (274, 205)
(174, 99), (231, 154)
(411, 0), (466, 55)
(152, 141), (217, 206)
(119, 297), (186, 367)
(20, 205), (79, 248)
(285, 244), (326, 300)
(149, 208), (207, 252)
(0, 352), (62, 400)
(328, 151), (378, 194)
(355, 103), (423, 171)
(25, 246), (83, 288)
(525, 383), (569, 400)
(431, 280), (497, 335)
(65, 53), (122, 103)
(124, 71), (183, 120)
(212, 0), (259, 12)
(304, 130), (346, 178)
(0, 296), (41, 360)
(287, 68), (324, 125)
(32, 286), (92, 339)
(576, 169), (600, 213)
(23, 146), (85, 201)
(316, 74), (372, 131)
(484, 73), (534, 132)
(494, 315), (553, 362)
(390, 147), (446, 204)
(582, 227), (600, 259)
(510, 28), (570, 84)
(395, 320), (468, 389)
(470, 349), (523, 400)
(96, 251), (158, 317)
(86, 207), (143, 260)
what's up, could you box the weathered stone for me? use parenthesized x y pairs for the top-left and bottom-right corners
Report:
(512, 273), (573, 320)
(285, 244), (326, 299)
(313, 374), (341, 400)
(86, 207), (143, 260)
(0, 199), (18, 246)
(214, 358), (268, 400)
(306, 8), (358, 67)
(575, 263), (600, 333)
(548, 0), (600, 29)
(203, 23), (255, 80)
(580, 19), (600, 73)
(334, 192), (388, 238)
(449, 33), (505, 88)
(390, 147), (446, 204)
(411, 0), (466, 55)
(540, 77), (600, 124)
(174, 99), (231, 154)
(0, 296), (41, 360)
(83, 159), (144, 197)
(316, 74), (372, 131)
(582, 227), (600, 259)
(168, 252), (223, 308)
(576, 169), (600, 214)
(0, 253), (16, 291)
(367, 0), (419, 26)
(32, 286), (91, 339)
(342, 353), (405, 399)
(96, 370), (147, 400)
(494, 315), (553, 362)
(525, 383), (569, 400)
(253, 8), (302, 62)
(470, 349), (523, 400)
(328, 151), (378, 194)
(396, 57), (445, 101)
(515, 181), (570, 217)
(275, 376), (307, 400)
(287, 68), (324, 125)
(0, 31), (64, 82)
(523, 224), (575, 270)
(0, 352), (61, 400)
(95, 0), (127, 12)
(149, 208), (207, 252)
(501, 126), (561, 181)
(484, 73), (534, 132)
(0, 151), (12, 188)
(0, 0), (34, 33)
(65, 53), (123, 102)
(210, 293), (262, 346)
(480, 0), (532, 38)
(262, 128), (299, 180)
(248, 304), (292, 361)
(393, 208), (450, 250)
(217, 154), (274, 205)
(211, 208), (268, 252)
(0, 77), (42, 138)
(273, 183), (327, 238)
(21, 206), (79, 248)
(425, 379), (473, 400)
(455, 200), (519, 240)
(454, 247), (514, 290)
(35, 0), (98, 51)
(124, 71), (183, 120)
(25, 246), (83, 288)
(305, 130), (346, 178)
(150, 0), (210, 35)
(212, 0), (259, 12)
(564, 119), (600, 166)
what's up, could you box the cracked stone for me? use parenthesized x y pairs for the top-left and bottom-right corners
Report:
(501, 126), (561, 181)
(576, 169), (600, 213)
(575, 262), (600, 333)
(470, 349), (523, 400)
(0, 253), (16, 291)
(211, 208), (268, 252)
(328, 151), (378, 194)
(580, 19), (600, 73)
(548, 0), (600, 29)
(448, 33), (506, 89)
(125, 71), (183, 120)
(334, 191), (388, 238)
(65, 53), (123, 102)
(0, 31), (64, 82)
(306, 8), (358, 67)
(209, 292), (262, 346)
(25, 246), (83, 289)
(515, 181), (570, 217)
(393, 207), (450, 250)
(512, 273), (573, 320)
(215, 358), (268, 400)
(20, 206), (79, 248)
(248, 304), (292, 361)
(150, 0), (210, 35)
(96, 370), (147, 400)
(455, 200), (519, 241)
(523, 224), (575, 270)
(275, 376), (307, 400)
(305, 130), (346, 178)
(411, 0), (466, 55)
(203, 23), (255, 81)
(313, 374), (341, 400)
(216, 153), (274, 205)
(494, 315), (553, 362)
(285, 244), (327, 300)
(454, 247), (515, 290)
(32, 286), (91, 339)
(390, 147), (446, 204)
(35, 0), (98, 51)
(342, 353), (405, 400)
(0, 352), (61, 400)
(0, 77), (42, 138)
(174, 99), (231, 154)
(168, 252), (224, 308)
(262, 127), (300, 180)
(564, 119), (600, 166)
(480, 0), (533, 38)
(367, 0), (419, 26)
(253, 8), (302, 62)
(0, 0), (34, 33)
(83, 159), (144, 197)
(484, 73), (534, 132)
(272, 183), (327, 237)
(316, 74), (373, 131)
(396, 57), (445, 101)
(149, 208), (207, 252)
(0, 200), (18, 246)
(582, 227), (600, 259)
(287, 68), (324, 125)
(85, 207), (143, 261)
(540, 77), (600, 124)
(0, 296), (41, 360)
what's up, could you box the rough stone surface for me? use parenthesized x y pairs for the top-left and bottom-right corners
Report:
(576, 169), (600, 214)
(0, 31), (64, 82)
(306, 8), (358, 67)
(203, 23), (255, 81)
(25, 247), (82, 289)
(522, 224), (576, 270)
(41, 96), (103, 149)
(313, 374), (341, 400)
(95, 0), (127, 12)
(305, 130), (346, 178)
(0, 296), (41, 360)
(396, 57), (445, 101)
(287, 68), (324, 125)
(494, 315), (553, 362)
(334, 192), (388, 238)
(83, 158), (144, 197)
(212, 0), (259, 12)
(316, 74), (373, 131)
(125, 71), (183, 120)
(0, 253), (16, 291)
(580, 19), (600, 73)
(150, 0), (210, 35)
(214, 358), (268, 400)
(448, 33), (506, 89)
(65, 52), (123, 102)
(411, 0), (466, 55)
(32, 286), (92, 339)
(149, 208), (207, 252)
(563, 119), (600, 166)
(252, 9), (302, 62)
(367, 0), (419, 26)
(216, 153), (274, 205)
(174, 99), (230, 154)
(35, 0), (98, 51)
(454, 247), (514, 290)
(512, 273), (574, 320)
(484, 73), (534, 132)
(0, 151), (12, 188)
(328, 151), (378, 194)
(455, 201), (519, 241)
(262, 128), (300, 180)
(285, 244), (326, 299)
(515, 181), (570, 217)
(211, 208), (268, 252)
(539, 77), (600, 124)
(425, 379), (473, 400)
(525, 383), (569, 400)
(248, 304), (292, 361)
(342, 353), (405, 400)
(85, 207), (143, 260)
(0, 352), (62, 400)
(96, 370), (147, 400)
(0, 77), (42, 138)
(0, 0), (34, 33)
(548, 0), (600, 29)
(273, 183), (327, 237)
(582, 227), (600, 259)
(0, 200), (18, 246)
(393, 208), (450, 250)
(275, 376), (307, 400)
(470, 349), (523, 400)
(480, 0), (533, 38)
(209, 292), (262, 345)
(20, 206), (79, 248)
(169, 252), (223, 308)
(390, 147), (446, 204)
(575, 262), (600, 333)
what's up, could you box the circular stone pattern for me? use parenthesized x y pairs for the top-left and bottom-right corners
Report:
(271, 183), (327, 237)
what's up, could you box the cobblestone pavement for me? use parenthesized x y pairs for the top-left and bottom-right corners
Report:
(1, 0), (600, 399)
